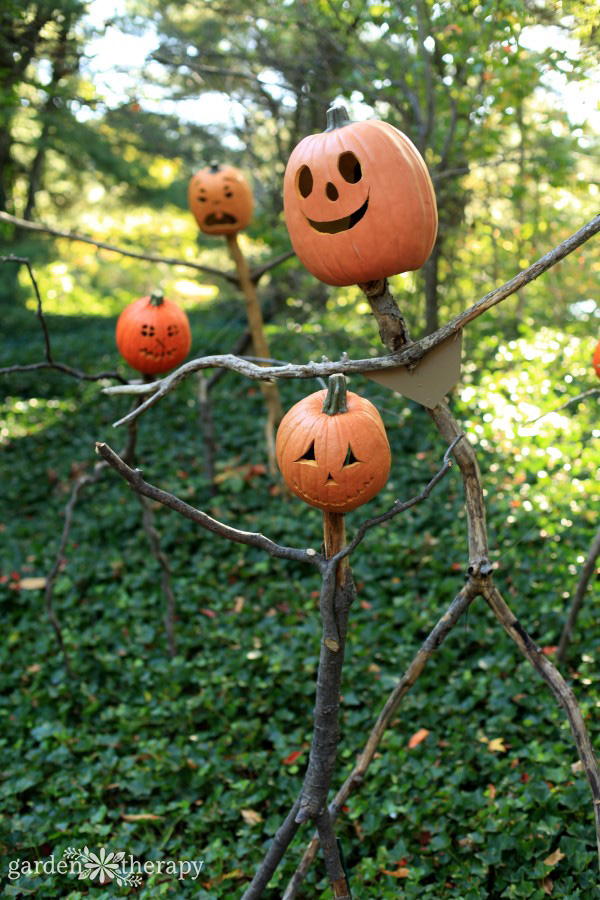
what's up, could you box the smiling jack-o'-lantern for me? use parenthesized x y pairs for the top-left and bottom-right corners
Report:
(116, 290), (191, 375)
(593, 339), (600, 379)
(276, 374), (391, 513)
(283, 105), (438, 287)
(188, 162), (253, 236)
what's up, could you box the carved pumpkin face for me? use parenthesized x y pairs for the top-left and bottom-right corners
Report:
(188, 163), (253, 236)
(283, 105), (438, 287)
(276, 379), (391, 513)
(593, 339), (600, 379)
(116, 291), (191, 375)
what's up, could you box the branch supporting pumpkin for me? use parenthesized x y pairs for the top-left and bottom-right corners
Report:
(102, 213), (600, 426)
(225, 233), (283, 475)
(97, 434), (459, 898)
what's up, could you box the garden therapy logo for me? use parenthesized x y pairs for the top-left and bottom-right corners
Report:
(7, 846), (204, 886)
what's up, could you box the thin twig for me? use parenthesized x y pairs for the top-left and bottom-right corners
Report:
(557, 526), (600, 663)
(95, 442), (324, 569)
(0, 211), (294, 285)
(0, 256), (127, 383)
(523, 387), (600, 425)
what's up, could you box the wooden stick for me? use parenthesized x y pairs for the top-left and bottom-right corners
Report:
(225, 233), (283, 475)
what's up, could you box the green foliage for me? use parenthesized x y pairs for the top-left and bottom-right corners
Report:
(0, 286), (598, 897)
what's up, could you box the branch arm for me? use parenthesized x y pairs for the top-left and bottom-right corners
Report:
(95, 442), (324, 569)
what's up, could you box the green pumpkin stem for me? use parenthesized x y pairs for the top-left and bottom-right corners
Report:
(209, 159), (221, 173)
(325, 104), (351, 132)
(149, 289), (164, 307)
(322, 373), (348, 415)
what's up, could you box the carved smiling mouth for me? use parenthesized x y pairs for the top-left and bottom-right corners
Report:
(204, 212), (238, 227)
(305, 193), (369, 235)
(292, 474), (374, 508)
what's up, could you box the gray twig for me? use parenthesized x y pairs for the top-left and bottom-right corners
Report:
(0, 212), (294, 286)
(0, 256), (127, 383)
(103, 215), (600, 426)
(557, 526), (600, 663)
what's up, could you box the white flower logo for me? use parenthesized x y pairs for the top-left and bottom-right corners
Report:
(63, 846), (142, 888)
(81, 847), (123, 882)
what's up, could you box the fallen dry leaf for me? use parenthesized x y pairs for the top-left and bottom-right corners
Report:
(542, 876), (553, 895)
(241, 808), (263, 825)
(380, 866), (410, 877)
(544, 848), (566, 867)
(283, 750), (303, 766)
(487, 737), (507, 753)
(19, 577), (47, 590)
(408, 728), (430, 749)
(121, 813), (163, 822)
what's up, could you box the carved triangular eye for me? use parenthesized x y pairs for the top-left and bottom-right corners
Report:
(343, 446), (360, 467)
(295, 440), (317, 465)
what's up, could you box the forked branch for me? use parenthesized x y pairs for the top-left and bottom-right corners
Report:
(102, 214), (600, 426)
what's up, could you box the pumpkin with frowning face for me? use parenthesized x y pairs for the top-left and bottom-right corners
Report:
(593, 338), (600, 378)
(116, 290), (191, 375)
(188, 162), (253, 236)
(276, 374), (391, 513)
(283, 105), (438, 287)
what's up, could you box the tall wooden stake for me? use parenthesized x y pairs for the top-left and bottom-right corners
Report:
(226, 233), (283, 475)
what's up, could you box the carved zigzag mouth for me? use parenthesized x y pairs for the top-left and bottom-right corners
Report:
(292, 474), (374, 508)
(305, 192), (369, 235)
(204, 212), (238, 226)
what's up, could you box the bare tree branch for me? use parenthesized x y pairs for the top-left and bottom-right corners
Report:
(283, 583), (477, 899)
(103, 215), (600, 426)
(557, 526), (600, 663)
(524, 387), (600, 425)
(95, 442), (324, 569)
(0, 257), (127, 383)
(0, 212), (294, 285)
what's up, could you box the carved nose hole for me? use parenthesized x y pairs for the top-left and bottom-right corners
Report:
(326, 472), (337, 484)
(326, 182), (339, 201)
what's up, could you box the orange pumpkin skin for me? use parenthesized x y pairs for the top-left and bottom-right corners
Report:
(116, 292), (191, 375)
(276, 383), (391, 513)
(283, 105), (438, 287)
(593, 339), (600, 379)
(189, 163), (253, 236)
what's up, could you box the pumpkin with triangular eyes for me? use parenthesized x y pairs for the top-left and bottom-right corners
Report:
(283, 104), (438, 287)
(116, 290), (191, 375)
(593, 338), (600, 378)
(276, 375), (391, 513)
(189, 162), (253, 236)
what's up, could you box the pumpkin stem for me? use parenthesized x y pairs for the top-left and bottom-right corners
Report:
(149, 289), (164, 307)
(322, 374), (348, 415)
(326, 104), (351, 132)
(209, 159), (221, 173)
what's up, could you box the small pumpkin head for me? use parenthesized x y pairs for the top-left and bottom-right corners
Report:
(188, 162), (254, 236)
(593, 338), (600, 379)
(276, 374), (391, 513)
(283, 104), (438, 287)
(116, 290), (191, 375)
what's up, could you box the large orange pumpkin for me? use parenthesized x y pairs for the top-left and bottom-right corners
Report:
(188, 162), (253, 236)
(276, 374), (391, 513)
(593, 338), (600, 378)
(283, 104), (438, 287)
(116, 290), (191, 375)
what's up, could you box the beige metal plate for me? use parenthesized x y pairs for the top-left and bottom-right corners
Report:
(364, 331), (463, 408)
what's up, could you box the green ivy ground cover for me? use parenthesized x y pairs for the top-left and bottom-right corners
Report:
(1, 292), (598, 898)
